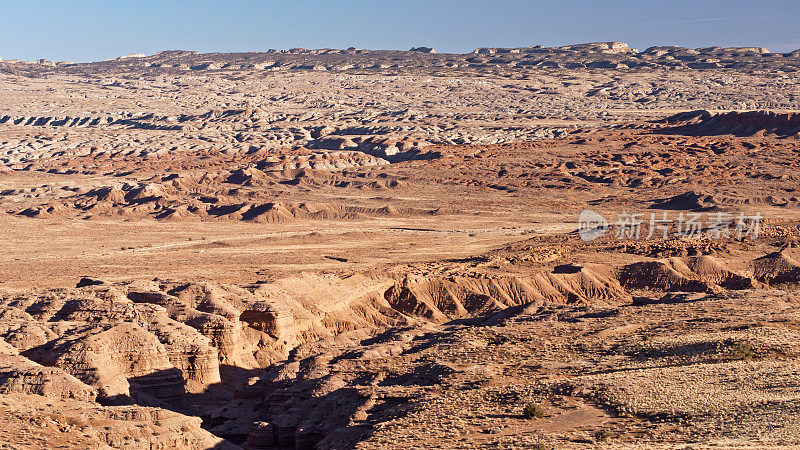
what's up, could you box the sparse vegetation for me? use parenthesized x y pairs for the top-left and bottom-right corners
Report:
(594, 429), (612, 442)
(522, 401), (546, 419)
(726, 341), (755, 360)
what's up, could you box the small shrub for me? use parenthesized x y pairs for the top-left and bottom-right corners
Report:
(727, 341), (755, 360)
(522, 402), (545, 419)
(594, 429), (612, 442)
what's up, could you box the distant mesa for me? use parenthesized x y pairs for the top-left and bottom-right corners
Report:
(697, 46), (770, 55)
(153, 50), (199, 57)
(116, 53), (146, 60)
(471, 42), (637, 55)
(558, 41), (638, 54)
(660, 110), (800, 137)
(2, 42), (800, 74)
(409, 46), (436, 54)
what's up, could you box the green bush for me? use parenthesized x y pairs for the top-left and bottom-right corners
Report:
(522, 402), (545, 419)
(594, 429), (612, 442)
(727, 341), (755, 360)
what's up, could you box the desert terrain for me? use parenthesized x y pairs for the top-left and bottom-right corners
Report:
(0, 43), (799, 448)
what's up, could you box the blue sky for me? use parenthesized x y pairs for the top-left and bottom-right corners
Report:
(1, 0), (798, 62)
